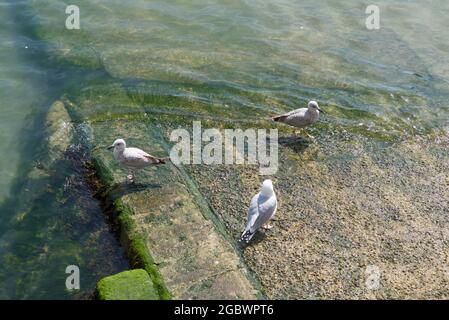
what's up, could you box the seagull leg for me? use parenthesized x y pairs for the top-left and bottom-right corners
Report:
(306, 133), (315, 140)
(127, 171), (135, 183)
(261, 224), (274, 230)
(132, 171), (136, 184)
(304, 130), (315, 140)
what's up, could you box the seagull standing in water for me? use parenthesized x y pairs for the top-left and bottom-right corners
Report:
(272, 100), (324, 138)
(108, 138), (169, 183)
(240, 179), (278, 244)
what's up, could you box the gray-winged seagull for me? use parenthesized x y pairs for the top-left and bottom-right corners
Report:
(240, 179), (278, 244)
(108, 138), (169, 183)
(272, 100), (324, 138)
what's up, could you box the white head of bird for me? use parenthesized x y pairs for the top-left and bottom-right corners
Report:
(308, 100), (324, 114)
(260, 179), (274, 197)
(108, 138), (126, 152)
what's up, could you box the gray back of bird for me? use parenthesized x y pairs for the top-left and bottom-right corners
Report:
(281, 108), (317, 128)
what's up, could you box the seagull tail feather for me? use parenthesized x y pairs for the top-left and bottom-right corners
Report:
(158, 157), (171, 164)
(147, 156), (171, 164)
(239, 230), (255, 244)
(272, 115), (286, 122)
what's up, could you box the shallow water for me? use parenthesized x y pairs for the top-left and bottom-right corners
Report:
(0, 1), (128, 299)
(33, 0), (449, 130)
(0, 0), (448, 298)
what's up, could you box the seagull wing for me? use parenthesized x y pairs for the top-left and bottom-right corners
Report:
(242, 193), (260, 235)
(126, 147), (167, 165)
(272, 107), (307, 121)
(127, 147), (151, 157)
(240, 192), (277, 243)
(287, 107), (307, 117)
(120, 148), (150, 167)
(249, 194), (277, 233)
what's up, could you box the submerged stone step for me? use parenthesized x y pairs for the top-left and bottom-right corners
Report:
(46, 100), (74, 165)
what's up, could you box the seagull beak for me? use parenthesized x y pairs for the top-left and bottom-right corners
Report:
(107, 145), (114, 150)
(318, 108), (325, 114)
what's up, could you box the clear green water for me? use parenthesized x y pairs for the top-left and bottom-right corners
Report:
(0, 0), (448, 298)
(0, 1), (128, 299)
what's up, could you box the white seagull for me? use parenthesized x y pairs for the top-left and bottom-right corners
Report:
(272, 100), (324, 137)
(240, 179), (278, 244)
(107, 138), (169, 183)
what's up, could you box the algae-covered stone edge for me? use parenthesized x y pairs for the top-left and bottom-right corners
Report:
(95, 269), (159, 300)
(58, 97), (171, 300)
(90, 154), (172, 300)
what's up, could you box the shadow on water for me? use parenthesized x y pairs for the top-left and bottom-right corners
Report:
(0, 1), (129, 299)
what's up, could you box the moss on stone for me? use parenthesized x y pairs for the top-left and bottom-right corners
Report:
(90, 154), (172, 300)
(96, 269), (158, 300)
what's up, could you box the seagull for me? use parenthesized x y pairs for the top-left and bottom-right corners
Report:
(272, 100), (324, 138)
(107, 138), (169, 183)
(240, 179), (278, 244)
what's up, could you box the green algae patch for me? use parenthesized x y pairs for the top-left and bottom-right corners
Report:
(114, 199), (172, 300)
(96, 269), (158, 300)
